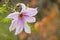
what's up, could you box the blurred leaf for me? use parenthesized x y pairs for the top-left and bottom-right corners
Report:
(28, 23), (37, 32)
(0, 18), (11, 23)
(0, 5), (8, 15)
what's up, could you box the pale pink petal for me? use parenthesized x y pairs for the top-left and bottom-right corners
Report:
(9, 20), (16, 31)
(15, 25), (23, 35)
(19, 18), (31, 34)
(9, 19), (18, 31)
(24, 16), (36, 23)
(23, 21), (31, 33)
(9, 20), (17, 31)
(20, 3), (26, 11)
(15, 19), (23, 35)
(6, 12), (19, 19)
(24, 8), (38, 16)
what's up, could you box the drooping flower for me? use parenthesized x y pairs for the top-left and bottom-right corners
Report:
(6, 3), (38, 35)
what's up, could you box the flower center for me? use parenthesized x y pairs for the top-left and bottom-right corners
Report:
(19, 13), (24, 18)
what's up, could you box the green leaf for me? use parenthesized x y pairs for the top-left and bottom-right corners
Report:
(28, 23), (38, 33)
(0, 18), (11, 23)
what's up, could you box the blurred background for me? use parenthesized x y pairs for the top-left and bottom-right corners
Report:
(0, 0), (60, 40)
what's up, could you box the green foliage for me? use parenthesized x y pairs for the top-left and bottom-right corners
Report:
(0, 18), (11, 23)
(0, 3), (18, 40)
(28, 23), (38, 33)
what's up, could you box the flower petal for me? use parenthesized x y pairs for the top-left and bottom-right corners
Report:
(15, 19), (23, 35)
(24, 16), (36, 23)
(20, 3), (26, 11)
(24, 21), (31, 33)
(19, 18), (31, 33)
(15, 25), (23, 35)
(6, 12), (19, 19)
(24, 8), (38, 16)
(9, 20), (17, 31)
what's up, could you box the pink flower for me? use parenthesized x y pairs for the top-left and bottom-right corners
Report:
(6, 3), (38, 35)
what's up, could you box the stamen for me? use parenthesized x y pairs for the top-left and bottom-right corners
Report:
(19, 13), (24, 18)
